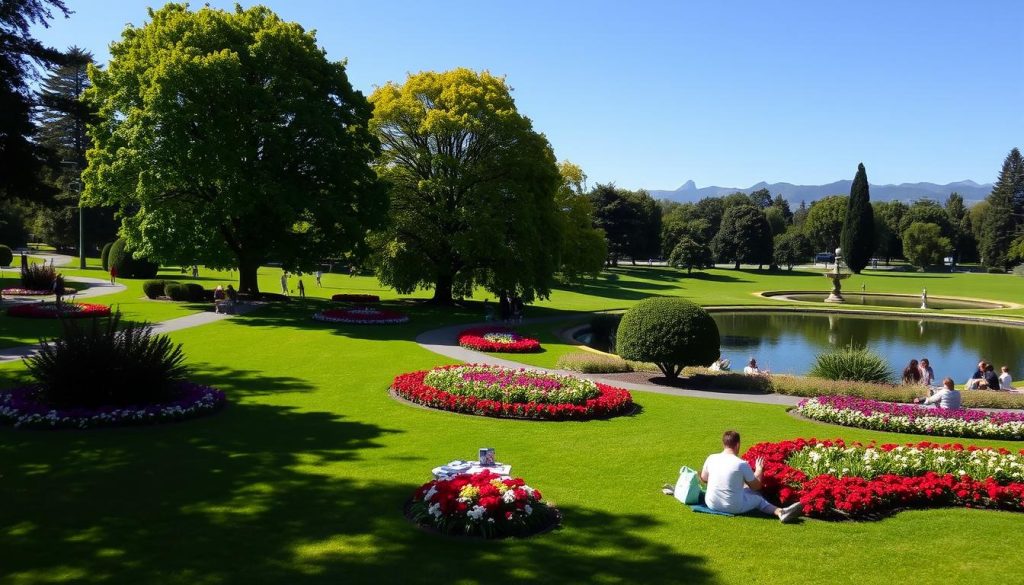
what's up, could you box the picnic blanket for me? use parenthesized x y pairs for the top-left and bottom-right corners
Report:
(688, 491), (736, 516)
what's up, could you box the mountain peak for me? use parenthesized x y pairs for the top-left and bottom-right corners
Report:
(678, 180), (697, 191)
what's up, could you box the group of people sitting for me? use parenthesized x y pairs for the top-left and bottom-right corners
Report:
(213, 284), (239, 313)
(902, 358), (1016, 392)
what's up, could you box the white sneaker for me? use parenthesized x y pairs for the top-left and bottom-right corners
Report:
(779, 502), (803, 523)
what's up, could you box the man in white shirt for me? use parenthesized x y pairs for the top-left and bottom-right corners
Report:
(914, 377), (962, 409)
(700, 430), (802, 522)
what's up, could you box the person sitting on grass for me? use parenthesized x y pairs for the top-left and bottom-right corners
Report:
(999, 366), (1015, 391)
(700, 430), (802, 523)
(914, 377), (962, 409)
(743, 358), (766, 376)
(982, 364), (1001, 391)
(902, 359), (922, 385)
(965, 361), (986, 390)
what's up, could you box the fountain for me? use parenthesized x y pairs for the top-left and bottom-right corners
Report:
(824, 247), (851, 303)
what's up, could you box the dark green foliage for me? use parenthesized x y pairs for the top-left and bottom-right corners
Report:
(588, 184), (661, 266)
(185, 283), (206, 302)
(163, 283), (189, 302)
(987, 267), (1006, 274)
(25, 311), (188, 408)
(616, 298), (720, 379)
(20, 263), (57, 289)
(803, 195), (847, 253)
(588, 313), (622, 353)
(0, 244), (12, 267)
(840, 163), (875, 273)
(108, 238), (159, 279)
(899, 199), (953, 238)
(711, 204), (773, 269)
(773, 230), (813, 270)
(944, 193), (977, 263)
(979, 148), (1024, 269)
(808, 346), (893, 384)
(100, 241), (113, 270)
(142, 279), (170, 299)
(902, 222), (951, 270)
(668, 237), (711, 273)
(872, 200), (907, 262)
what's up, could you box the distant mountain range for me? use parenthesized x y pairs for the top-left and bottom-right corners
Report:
(648, 179), (993, 205)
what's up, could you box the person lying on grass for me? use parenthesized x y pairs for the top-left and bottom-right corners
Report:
(700, 430), (802, 523)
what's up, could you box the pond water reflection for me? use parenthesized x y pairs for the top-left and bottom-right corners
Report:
(712, 312), (1024, 379)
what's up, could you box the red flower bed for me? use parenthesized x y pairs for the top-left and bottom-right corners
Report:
(6, 302), (111, 319)
(390, 368), (633, 420)
(745, 438), (1024, 520)
(331, 293), (380, 303)
(457, 327), (541, 353)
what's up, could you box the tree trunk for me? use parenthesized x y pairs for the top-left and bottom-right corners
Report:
(238, 258), (260, 294)
(431, 273), (454, 305)
(734, 260), (740, 270)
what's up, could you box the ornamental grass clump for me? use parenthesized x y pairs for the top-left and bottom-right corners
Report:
(556, 352), (634, 374)
(25, 311), (188, 408)
(20, 263), (57, 290)
(808, 346), (893, 384)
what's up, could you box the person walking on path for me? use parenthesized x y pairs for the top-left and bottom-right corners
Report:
(192, 265), (199, 278)
(297, 278), (305, 298)
(280, 272), (289, 295)
(315, 270), (323, 287)
(700, 430), (802, 523)
(53, 275), (65, 309)
(109, 264), (118, 285)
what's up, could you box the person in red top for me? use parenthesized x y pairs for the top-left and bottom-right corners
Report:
(109, 264), (118, 285)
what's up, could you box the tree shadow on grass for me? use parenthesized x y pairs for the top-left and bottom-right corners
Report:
(679, 271), (751, 284)
(188, 363), (317, 397)
(0, 403), (712, 584)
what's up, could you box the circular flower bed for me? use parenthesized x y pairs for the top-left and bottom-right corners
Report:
(331, 293), (380, 303)
(746, 438), (1024, 520)
(797, 395), (1024, 440)
(313, 306), (409, 324)
(458, 327), (541, 353)
(406, 469), (560, 538)
(2, 287), (75, 296)
(390, 364), (633, 420)
(6, 302), (110, 319)
(0, 382), (226, 429)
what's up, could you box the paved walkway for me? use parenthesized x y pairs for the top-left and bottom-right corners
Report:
(415, 317), (802, 406)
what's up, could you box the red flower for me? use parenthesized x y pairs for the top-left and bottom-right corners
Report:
(457, 327), (542, 353)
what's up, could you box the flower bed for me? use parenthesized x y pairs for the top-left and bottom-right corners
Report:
(6, 302), (110, 319)
(457, 327), (541, 353)
(2, 287), (75, 296)
(406, 469), (559, 538)
(0, 382), (226, 429)
(390, 364), (633, 420)
(331, 293), (380, 303)
(797, 395), (1024, 440)
(745, 438), (1024, 519)
(312, 306), (408, 324)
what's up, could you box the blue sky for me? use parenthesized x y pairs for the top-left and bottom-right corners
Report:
(30, 0), (1024, 190)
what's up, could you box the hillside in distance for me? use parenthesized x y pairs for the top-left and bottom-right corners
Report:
(648, 179), (993, 205)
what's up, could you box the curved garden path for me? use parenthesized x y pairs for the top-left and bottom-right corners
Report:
(415, 318), (802, 406)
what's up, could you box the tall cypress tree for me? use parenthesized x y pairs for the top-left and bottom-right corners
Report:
(979, 148), (1024, 269)
(840, 163), (875, 273)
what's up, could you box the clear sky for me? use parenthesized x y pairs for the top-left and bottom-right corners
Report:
(29, 0), (1024, 190)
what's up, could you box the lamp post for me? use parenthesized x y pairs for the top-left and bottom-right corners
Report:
(71, 179), (85, 269)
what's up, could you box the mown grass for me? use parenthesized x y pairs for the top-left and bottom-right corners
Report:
(2, 262), (1024, 584)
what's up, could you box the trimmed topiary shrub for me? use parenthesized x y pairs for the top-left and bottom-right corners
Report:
(142, 280), (171, 299)
(24, 311), (188, 408)
(108, 238), (160, 279)
(0, 244), (12, 267)
(184, 283), (206, 302)
(616, 298), (720, 379)
(808, 346), (894, 384)
(100, 241), (114, 271)
(164, 283), (189, 301)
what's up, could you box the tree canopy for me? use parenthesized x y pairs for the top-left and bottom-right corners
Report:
(902, 222), (951, 270)
(82, 4), (385, 292)
(979, 147), (1024, 269)
(588, 184), (660, 266)
(840, 163), (875, 273)
(711, 203), (773, 269)
(554, 162), (606, 281)
(802, 195), (847, 253)
(368, 68), (560, 303)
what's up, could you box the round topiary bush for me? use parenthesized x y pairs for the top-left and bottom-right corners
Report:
(0, 244), (12, 267)
(142, 280), (170, 299)
(100, 241), (114, 271)
(108, 238), (160, 279)
(616, 298), (720, 379)
(164, 283), (189, 301)
(185, 283), (206, 302)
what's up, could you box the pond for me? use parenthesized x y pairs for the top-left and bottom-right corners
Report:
(768, 292), (1007, 310)
(712, 312), (1024, 379)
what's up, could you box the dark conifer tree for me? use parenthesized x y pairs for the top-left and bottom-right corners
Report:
(840, 163), (875, 273)
(979, 148), (1023, 269)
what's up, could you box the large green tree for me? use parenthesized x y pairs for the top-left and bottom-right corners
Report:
(872, 200), (907, 263)
(840, 163), (875, 273)
(773, 229), (812, 270)
(802, 195), (847, 253)
(83, 4), (384, 292)
(369, 68), (560, 303)
(33, 47), (116, 254)
(711, 203), (773, 269)
(902, 222), (951, 270)
(0, 0), (67, 204)
(554, 161), (606, 281)
(944, 192), (977, 264)
(979, 148), (1024, 269)
(588, 184), (660, 266)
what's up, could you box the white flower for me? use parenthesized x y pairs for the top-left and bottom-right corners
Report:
(466, 505), (487, 521)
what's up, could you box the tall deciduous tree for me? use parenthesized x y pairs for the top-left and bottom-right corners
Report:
(711, 203), (773, 269)
(802, 195), (847, 253)
(554, 161), (606, 281)
(773, 229), (812, 270)
(83, 4), (384, 292)
(0, 0), (68, 203)
(902, 222), (951, 270)
(944, 192), (976, 264)
(588, 184), (659, 266)
(369, 68), (560, 303)
(872, 200), (907, 264)
(840, 163), (875, 273)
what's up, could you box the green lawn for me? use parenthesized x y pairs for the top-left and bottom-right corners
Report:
(2, 264), (1024, 584)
